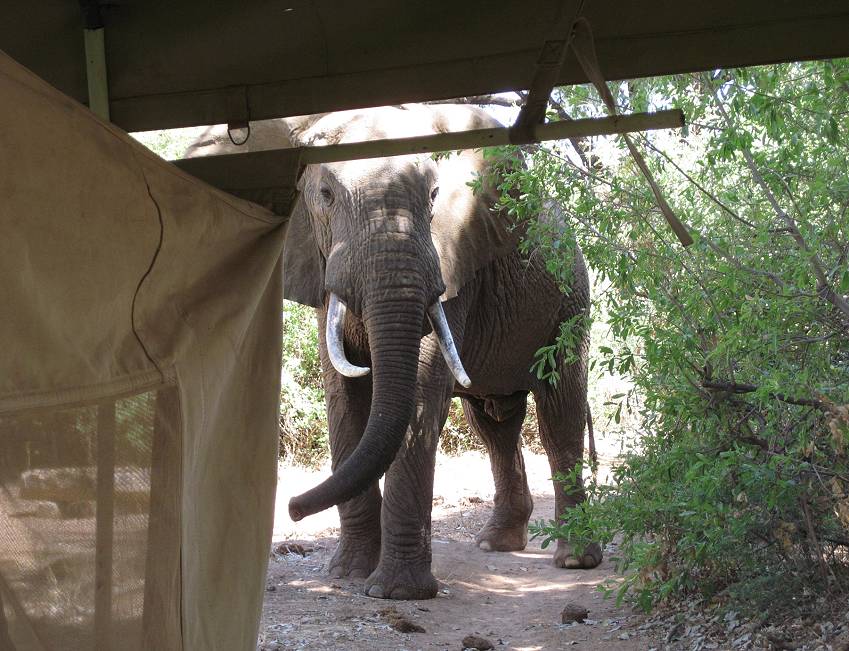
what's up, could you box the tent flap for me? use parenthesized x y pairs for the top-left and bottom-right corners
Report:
(0, 52), (286, 650)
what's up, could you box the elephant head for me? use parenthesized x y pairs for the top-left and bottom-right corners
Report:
(281, 105), (518, 520)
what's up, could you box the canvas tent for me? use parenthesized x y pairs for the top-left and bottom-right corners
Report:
(0, 52), (284, 650)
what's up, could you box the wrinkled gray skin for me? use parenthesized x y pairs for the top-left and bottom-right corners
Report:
(187, 105), (601, 600)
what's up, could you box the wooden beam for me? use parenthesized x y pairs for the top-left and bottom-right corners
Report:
(301, 109), (684, 163)
(174, 108), (684, 215)
(513, 0), (585, 133)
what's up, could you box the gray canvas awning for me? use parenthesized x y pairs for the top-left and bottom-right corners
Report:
(2, 1), (848, 133)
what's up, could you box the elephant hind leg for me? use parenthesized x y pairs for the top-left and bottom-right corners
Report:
(462, 393), (533, 552)
(533, 380), (602, 569)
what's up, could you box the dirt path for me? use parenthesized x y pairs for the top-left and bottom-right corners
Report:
(260, 452), (658, 650)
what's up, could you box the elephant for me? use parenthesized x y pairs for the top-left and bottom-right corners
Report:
(187, 104), (602, 600)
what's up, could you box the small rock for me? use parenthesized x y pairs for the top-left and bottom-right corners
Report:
(265, 584), (276, 592)
(561, 602), (589, 624)
(461, 634), (494, 650)
(468, 496), (483, 503)
(379, 607), (426, 634)
(391, 617), (425, 634)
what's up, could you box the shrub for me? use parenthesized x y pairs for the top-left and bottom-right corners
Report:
(279, 301), (328, 468)
(507, 61), (849, 612)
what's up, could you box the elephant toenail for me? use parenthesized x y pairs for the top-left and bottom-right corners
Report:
(478, 540), (492, 551)
(366, 585), (385, 598)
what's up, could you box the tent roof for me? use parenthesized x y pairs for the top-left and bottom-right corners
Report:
(3, 1), (849, 133)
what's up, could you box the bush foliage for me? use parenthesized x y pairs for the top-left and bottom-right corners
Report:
(279, 302), (327, 468)
(505, 62), (849, 612)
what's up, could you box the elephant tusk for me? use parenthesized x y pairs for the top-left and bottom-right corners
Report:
(427, 301), (472, 388)
(326, 294), (371, 378)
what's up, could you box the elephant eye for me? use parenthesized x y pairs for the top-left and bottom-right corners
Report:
(319, 185), (335, 207)
(430, 186), (439, 202)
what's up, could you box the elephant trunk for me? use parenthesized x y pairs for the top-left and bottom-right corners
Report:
(326, 294), (470, 389)
(288, 295), (425, 521)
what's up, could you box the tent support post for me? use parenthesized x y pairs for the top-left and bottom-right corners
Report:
(81, 1), (110, 120)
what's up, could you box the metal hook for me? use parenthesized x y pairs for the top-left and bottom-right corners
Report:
(227, 121), (251, 146)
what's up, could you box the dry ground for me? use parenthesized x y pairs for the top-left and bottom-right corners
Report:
(260, 451), (660, 650)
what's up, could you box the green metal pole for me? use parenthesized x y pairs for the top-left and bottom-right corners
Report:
(83, 26), (110, 120)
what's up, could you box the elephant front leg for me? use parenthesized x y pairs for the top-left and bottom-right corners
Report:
(364, 341), (451, 600)
(319, 321), (382, 579)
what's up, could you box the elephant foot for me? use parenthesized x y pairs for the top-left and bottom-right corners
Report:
(553, 540), (603, 569)
(364, 559), (438, 600)
(327, 535), (381, 579)
(475, 519), (529, 552)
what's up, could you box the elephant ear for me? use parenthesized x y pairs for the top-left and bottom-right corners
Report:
(182, 114), (328, 158)
(182, 119), (292, 157)
(279, 113), (330, 145)
(427, 105), (519, 300)
(282, 197), (326, 308)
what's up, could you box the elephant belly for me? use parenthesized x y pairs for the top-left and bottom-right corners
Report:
(457, 253), (578, 397)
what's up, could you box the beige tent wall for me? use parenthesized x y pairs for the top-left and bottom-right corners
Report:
(0, 50), (286, 650)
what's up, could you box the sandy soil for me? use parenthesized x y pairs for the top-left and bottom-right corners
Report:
(260, 451), (659, 650)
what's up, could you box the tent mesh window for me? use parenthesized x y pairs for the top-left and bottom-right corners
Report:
(0, 388), (180, 651)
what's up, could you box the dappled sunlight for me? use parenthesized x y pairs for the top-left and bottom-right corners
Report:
(448, 562), (608, 596)
(505, 551), (551, 560)
(265, 450), (645, 649)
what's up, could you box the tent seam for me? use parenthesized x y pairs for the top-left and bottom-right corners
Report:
(131, 153), (167, 375)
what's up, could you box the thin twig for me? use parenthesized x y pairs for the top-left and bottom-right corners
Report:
(702, 380), (826, 409)
(639, 136), (756, 229)
(799, 496), (831, 578)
